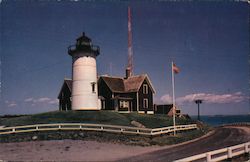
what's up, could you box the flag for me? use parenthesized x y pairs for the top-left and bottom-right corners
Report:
(173, 63), (180, 74)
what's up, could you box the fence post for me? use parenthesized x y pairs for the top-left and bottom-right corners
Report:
(12, 128), (15, 132)
(36, 126), (39, 131)
(58, 125), (61, 129)
(227, 147), (232, 159)
(206, 153), (211, 162)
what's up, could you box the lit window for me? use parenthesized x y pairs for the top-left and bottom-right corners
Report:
(143, 98), (148, 108)
(143, 84), (148, 94)
(120, 101), (129, 108)
(119, 101), (123, 108)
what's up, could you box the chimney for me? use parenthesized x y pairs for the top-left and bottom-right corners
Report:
(125, 67), (132, 79)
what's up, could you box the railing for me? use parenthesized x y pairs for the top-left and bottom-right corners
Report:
(68, 45), (100, 55)
(0, 123), (197, 136)
(175, 142), (250, 162)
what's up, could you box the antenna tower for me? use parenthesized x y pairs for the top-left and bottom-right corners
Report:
(127, 6), (133, 75)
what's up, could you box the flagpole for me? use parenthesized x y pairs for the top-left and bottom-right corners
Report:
(171, 61), (176, 136)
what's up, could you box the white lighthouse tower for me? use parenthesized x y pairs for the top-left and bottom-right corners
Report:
(68, 32), (100, 110)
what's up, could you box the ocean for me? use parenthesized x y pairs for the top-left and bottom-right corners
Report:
(190, 115), (250, 126)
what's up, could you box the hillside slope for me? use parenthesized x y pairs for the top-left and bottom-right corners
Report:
(0, 110), (194, 128)
(0, 111), (211, 145)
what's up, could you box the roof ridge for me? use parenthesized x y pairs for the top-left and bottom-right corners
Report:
(125, 74), (146, 78)
(100, 75), (124, 79)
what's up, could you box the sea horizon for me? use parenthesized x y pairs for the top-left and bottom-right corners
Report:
(191, 114), (250, 126)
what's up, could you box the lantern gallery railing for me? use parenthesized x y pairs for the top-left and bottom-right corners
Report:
(174, 142), (250, 162)
(68, 45), (100, 55)
(0, 123), (197, 136)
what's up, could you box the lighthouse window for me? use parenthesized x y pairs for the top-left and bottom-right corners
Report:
(91, 82), (96, 93)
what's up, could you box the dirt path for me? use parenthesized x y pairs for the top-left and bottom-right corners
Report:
(0, 126), (249, 161)
(0, 140), (160, 161)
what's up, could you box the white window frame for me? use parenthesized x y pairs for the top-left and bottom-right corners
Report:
(120, 100), (129, 109)
(143, 98), (148, 109)
(143, 84), (148, 94)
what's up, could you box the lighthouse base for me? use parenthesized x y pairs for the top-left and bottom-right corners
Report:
(72, 107), (101, 111)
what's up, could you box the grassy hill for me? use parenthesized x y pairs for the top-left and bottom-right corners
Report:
(0, 111), (211, 145)
(0, 110), (195, 128)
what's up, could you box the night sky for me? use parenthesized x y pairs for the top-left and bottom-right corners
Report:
(1, 0), (249, 115)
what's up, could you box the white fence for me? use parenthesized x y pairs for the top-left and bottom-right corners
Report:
(175, 142), (250, 162)
(0, 123), (197, 136)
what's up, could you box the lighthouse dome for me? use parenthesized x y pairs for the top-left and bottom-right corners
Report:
(68, 32), (100, 57)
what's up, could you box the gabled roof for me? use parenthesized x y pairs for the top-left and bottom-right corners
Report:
(100, 76), (124, 92)
(99, 74), (155, 93)
(57, 78), (72, 99)
(124, 75), (146, 92)
(64, 79), (72, 92)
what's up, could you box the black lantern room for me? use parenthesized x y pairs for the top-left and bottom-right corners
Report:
(68, 32), (100, 57)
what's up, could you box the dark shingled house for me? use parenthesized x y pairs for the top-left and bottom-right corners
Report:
(98, 74), (155, 114)
(58, 74), (155, 114)
(58, 78), (72, 111)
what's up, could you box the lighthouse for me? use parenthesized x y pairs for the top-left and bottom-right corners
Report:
(68, 32), (100, 110)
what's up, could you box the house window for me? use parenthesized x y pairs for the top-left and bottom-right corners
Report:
(143, 84), (148, 94)
(120, 101), (129, 108)
(91, 82), (96, 93)
(143, 98), (148, 109)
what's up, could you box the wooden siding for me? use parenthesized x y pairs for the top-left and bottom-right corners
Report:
(114, 92), (137, 111)
(58, 83), (71, 111)
(138, 80), (153, 112)
(98, 78), (113, 110)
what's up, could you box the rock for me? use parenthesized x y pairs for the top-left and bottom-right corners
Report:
(131, 121), (146, 128)
(65, 146), (70, 151)
(79, 132), (85, 137)
(32, 136), (38, 140)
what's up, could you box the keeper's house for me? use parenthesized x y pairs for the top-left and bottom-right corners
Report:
(58, 73), (155, 114)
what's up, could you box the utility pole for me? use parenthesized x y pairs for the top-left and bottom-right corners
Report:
(195, 99), (202, 121)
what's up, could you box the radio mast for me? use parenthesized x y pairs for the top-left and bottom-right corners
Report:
(127, 6), (133, 77)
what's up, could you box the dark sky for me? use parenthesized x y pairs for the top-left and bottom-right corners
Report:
(1, 0), (249, 115)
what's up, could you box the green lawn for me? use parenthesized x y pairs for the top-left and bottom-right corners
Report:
(0, 110), (195, 128)
(0, 111), (212, 145)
